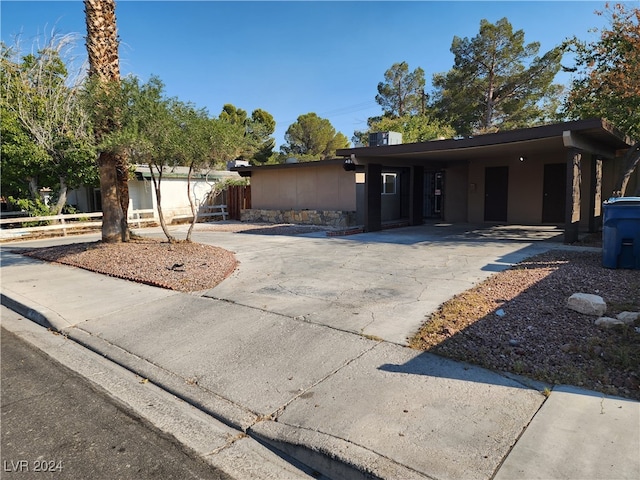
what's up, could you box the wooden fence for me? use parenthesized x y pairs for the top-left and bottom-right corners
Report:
(226, 185), (251, 220)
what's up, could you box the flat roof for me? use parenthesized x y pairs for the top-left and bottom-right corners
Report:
(232, 158), (346, 176)
(233, 119), (634, 175)
(337, 118), (633, 165)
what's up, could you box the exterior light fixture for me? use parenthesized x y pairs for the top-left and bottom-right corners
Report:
(343, 158), (356, 171)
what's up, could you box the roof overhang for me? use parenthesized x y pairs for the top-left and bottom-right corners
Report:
(232, 158), (348, 177)
(133, 165), (240, 181)
(337, 119), (634, 167)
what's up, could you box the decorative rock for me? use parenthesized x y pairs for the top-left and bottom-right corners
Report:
(241, 208), (357, 228)
(595, 317), (625, 328)
(567, 293), (607, 316)
(508, 339), (520, 347)
(496, 309), (506, 317)
(617, 311), (640, 324)
(625, 375), (640, 390)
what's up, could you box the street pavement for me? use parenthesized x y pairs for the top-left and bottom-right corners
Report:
(1, 316), (231, 480)
(1, 223), (638, 479)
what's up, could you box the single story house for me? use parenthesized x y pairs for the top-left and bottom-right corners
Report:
(68, 165), (241, 223)
(235, 119), (637, 242)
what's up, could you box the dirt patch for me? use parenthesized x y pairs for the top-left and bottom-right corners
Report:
(410, 250), (640, 400)
(18, 237), (237, 293)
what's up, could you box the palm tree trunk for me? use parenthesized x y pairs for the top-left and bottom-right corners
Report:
(84, 0), (129, 242)
(99, 151), (124, 242)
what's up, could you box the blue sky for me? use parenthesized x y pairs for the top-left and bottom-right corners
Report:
(1, 1), (619, 147)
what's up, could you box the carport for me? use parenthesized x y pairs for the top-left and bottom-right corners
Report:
(337, 118), (636, 243)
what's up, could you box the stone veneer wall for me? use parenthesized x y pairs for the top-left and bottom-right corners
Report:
(241, 209), (357, 228)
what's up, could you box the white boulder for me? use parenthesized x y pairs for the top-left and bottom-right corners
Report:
(595, 317), (625, 328)
(617, 311), (640, 325)
(567, 293), (607, 316)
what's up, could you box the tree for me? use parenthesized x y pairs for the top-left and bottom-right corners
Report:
(432, 17), (563, 135)
(99, 76), (180, 241)
(1, 44), (48, 201)
(219, 103), (247, 125)
(1, 38), (97, 214)
(99, 76), (245, 242)
(281, 113), (350, 160)
(246, 108), (276, 164)
(0, 94), (50, 201)
(218, 104), (276, 164)
(376, 62), (426, 118)
(208, 117), (246, 167)
(564, 3), (640, 196)
(173, 102), (219, 242)
(84, 0), (129, 242)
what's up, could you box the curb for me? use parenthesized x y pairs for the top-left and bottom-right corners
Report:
(0, 308), (316, 480)
(2, 292), (430, 479)
(64, 324), (426, 479)
(1, 290), (71, 331)
(250, 420), (428, 480)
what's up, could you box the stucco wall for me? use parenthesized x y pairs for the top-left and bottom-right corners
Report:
(128, 176), (217, 220)
(443, 164), (468, 223)
(467, 152), (566, 225)
(250, 163), (356, 211)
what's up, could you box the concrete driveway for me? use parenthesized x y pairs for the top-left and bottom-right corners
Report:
(173, 222), (566, 345)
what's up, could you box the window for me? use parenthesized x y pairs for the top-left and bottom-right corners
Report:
(382, 173), (397, 195)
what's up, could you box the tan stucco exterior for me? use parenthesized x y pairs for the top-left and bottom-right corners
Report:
(465, 151), (567, 224)
(249, 162), (356, 211)
(442, 163), (469, 223)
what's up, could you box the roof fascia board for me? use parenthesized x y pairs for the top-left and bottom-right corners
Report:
(337, 119), (632, 158)
(233, 158), (345, 173)
(338, 122), (575, 158)
(562, 131), (616, 158)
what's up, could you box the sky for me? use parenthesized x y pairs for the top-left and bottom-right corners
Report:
(1, 0), (622, 148)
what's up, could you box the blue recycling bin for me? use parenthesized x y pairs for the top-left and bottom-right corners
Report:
(602, 197), (640, 269)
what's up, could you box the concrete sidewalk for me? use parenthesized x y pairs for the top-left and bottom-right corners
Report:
(1, 228), (638, 479)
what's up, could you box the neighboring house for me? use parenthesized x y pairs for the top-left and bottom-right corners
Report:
(235, 119), (638, 242)
(68, 165), (241, 223)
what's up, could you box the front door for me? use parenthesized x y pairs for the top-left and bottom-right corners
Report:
(423, 171), (444, 219)
(542, 163), (566, 223)
(484, 166), (508, 222)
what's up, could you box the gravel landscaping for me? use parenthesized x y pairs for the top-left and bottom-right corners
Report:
(19, 237), (238, 293)
(410, 249), (640, 400)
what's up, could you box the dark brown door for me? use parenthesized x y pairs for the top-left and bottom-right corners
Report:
(484, 166), (508, 222)
(542, 163), (566, 223)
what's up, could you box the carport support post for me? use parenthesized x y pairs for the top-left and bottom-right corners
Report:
(588, 155), (603, 233)
(564, 148), (582, 243)
(364, 163), (382, 232)
(409, 166), (424, 225)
